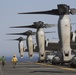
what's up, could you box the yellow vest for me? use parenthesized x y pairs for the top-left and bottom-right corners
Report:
(12, 57), (18, 62)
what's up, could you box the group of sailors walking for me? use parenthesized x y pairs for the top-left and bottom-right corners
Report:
(0, 55), (18, 68)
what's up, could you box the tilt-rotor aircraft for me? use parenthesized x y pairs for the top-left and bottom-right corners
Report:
(9, 37), (25, 58)
(10, 21), (55, 61)
(11, 4), (76, 64)
(7, 30), (35, 58)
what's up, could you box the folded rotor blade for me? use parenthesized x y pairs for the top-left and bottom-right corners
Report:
(10, 24), (56, 29)
(7, 37), (25, 41)
(44, 24), (56, 28)
(10, 25), (35, 28)
(18, 9), (59, 15)
(44, 31), (56, 33)
(70, 8), (76, 15)
(7, 33), (26, 35)
(71, 23), (76, 25)
(7, 39), (18, 41)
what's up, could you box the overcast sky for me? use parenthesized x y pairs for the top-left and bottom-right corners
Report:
(0, 0), (76, 57)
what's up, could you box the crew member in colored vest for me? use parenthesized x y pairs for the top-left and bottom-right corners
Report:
(12, 54), (18, 68)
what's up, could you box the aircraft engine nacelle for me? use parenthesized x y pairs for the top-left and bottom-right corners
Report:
(28, 46), (33, 58)
(18, 41), (24, 58)
(71, 32), (76, 42)
(27, 36), (33, 58)
(37, 29), (45, 60)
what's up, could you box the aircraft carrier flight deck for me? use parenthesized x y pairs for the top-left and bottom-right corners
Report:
(0, 62), (76, 75)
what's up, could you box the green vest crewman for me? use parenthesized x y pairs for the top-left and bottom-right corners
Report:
(1, 56), (6, 67)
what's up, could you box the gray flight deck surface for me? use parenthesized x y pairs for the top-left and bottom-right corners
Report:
(0, 62), (76, 75)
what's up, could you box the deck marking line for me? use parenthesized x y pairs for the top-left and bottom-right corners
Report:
(35, 63), (76, 72)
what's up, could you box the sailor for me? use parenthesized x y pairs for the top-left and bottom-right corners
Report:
(12, 54), (18, 68)
(1, 56), (6, 67)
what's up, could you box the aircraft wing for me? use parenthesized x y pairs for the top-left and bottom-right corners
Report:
(25, 42), (60, 53)
(46, 42), (76, 51)
(45, 42), (60, 51)
(25, 48), (39, 52)
(25, 42), (76, 52)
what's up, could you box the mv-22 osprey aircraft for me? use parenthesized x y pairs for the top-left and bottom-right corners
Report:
(8, 37), (25, 58)
(9, 21), (55, 61)
(7, 30), (35, 58)
(10, 4), (76, 65)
